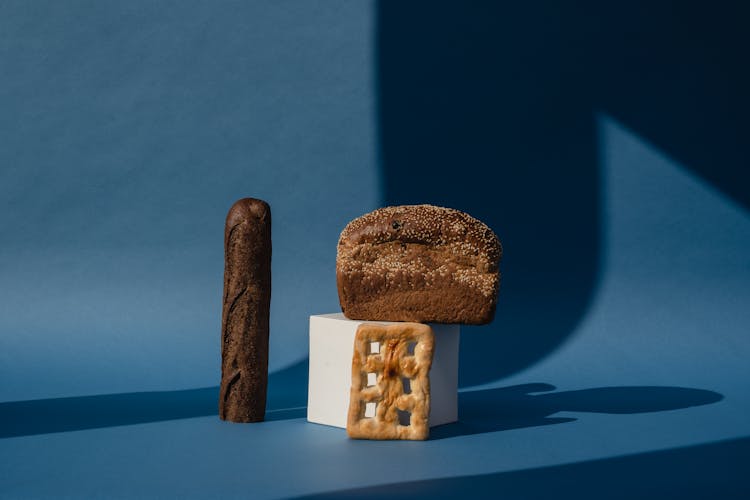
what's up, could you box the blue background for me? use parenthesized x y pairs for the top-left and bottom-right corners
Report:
(1, 1), (749, 498)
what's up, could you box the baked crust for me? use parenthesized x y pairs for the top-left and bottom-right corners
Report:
(219, 198), (272, 423)
(347, 322), (434, 440)
(337, 205), (502, 324)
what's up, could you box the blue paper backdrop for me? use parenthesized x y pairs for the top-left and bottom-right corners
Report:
(0, 0), (378, 400)
(1, 1), (749, 498)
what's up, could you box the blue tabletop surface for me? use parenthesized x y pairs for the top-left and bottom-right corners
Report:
(2, 2), (749, 498)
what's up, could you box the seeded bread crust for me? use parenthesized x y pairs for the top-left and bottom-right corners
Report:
(337, 205), (502, 324)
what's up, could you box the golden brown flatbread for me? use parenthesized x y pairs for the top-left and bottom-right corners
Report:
(347, 322), (434, 440)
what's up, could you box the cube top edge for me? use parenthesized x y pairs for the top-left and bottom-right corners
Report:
(310, 313), (460, 333)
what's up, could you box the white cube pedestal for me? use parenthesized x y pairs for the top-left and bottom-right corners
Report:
(307, 313), (459, 428)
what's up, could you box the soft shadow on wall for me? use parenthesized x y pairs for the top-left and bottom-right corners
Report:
(376, 1), (750, 386)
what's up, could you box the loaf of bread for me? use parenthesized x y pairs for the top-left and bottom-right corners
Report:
(336, 205), (502, 324)
(219, 198), (272, 423)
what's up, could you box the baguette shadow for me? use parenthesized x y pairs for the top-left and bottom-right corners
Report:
(0, 359), (309, 439)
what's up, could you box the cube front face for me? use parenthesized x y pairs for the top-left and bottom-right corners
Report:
(307, 313), (459, 429)
(307, 314), (361, 428)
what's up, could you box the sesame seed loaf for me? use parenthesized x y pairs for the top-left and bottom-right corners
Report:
(336, 205), (502, 324)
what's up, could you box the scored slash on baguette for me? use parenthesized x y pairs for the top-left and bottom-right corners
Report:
(219, 198), (272, 423)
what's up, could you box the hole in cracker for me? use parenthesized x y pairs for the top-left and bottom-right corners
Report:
(402, 377), (411, 394)
(369, 342), (380, 354)
(397, 409), (411, 426)
(365, 402), (377, 418)
(367, 372), (377, 386)
(407, 341), (417, 355)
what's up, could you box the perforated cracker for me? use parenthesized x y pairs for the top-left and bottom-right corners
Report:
(346, 322), (434, 440)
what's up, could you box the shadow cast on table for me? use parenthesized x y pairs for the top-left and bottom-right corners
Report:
(2, 370), (721, 443)
(297, 436), (750, 499)
(0, 359), (309, 439)
(430, 383), (722, 440)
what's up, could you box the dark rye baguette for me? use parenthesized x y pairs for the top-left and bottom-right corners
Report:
(219, 198), (271, 422)
(336, 205), (502, 325)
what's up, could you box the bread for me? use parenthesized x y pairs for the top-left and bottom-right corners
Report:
(347, 322), (434, 440)
(336, 205), (502, 324)
(219, 198), (272, 423)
